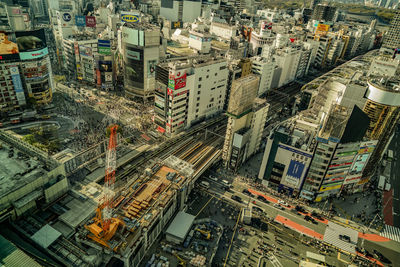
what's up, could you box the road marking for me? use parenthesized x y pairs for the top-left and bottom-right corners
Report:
(223, 207), (242, 267)
(196, 195), (214, 217)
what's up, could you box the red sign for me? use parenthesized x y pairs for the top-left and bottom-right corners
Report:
(86, 16), (96, 27)
(167, 88), (173, 96)
(174, 73), (186, 89)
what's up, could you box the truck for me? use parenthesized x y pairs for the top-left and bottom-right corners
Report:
(387, 150), (394, 161)
(378, 175), (386, 190)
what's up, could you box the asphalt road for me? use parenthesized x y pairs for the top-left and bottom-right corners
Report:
(388, 124), (400, 227)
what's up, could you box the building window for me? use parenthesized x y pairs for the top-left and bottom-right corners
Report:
(196, 109), (199, 113)
(197, 97), (200, 101)
(206, 75), (209, 78)
(198, 84), (201, 88)
(210, 98), (214, 102)
(199, 77), (202, 81)
(196, 103), (199, 107)
(198, 91), (201, 95)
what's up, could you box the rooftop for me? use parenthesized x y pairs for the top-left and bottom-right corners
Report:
(0, 140), (46, 198)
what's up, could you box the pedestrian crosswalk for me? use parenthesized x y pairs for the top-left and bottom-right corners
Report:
(267, 252), (283, 267)
(381, 225), (400, 243)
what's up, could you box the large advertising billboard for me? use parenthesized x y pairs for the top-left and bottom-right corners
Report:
(0, 32), (19, 60)
(276, 144), (312, 191)
(15, 29), (48, 60)
(125, 47), (143, 87)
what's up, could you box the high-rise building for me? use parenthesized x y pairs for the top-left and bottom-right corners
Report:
(382, 7), (400, 51)
(312, 4), (337, 22)
(122, 22), (161, 100)
(0, 29), (53, 113)
(160, 0), (202, 23)
(154, 56), (229, 136)
(222, 74), (261, 170)
(362, 77), (400, 178)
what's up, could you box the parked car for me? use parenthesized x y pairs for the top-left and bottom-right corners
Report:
(231, 195), (242, 203)
(273, 203), (284, 210)
(295, 205), (305, 212)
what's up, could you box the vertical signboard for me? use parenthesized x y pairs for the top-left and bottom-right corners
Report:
(97, 69), (101, 86)
(9, 66), (26, 105)
(85, 16), (96, 27)
(174, 73), (186, 89)
(75, 15), (86, 27)
(147, 60), (157, 77)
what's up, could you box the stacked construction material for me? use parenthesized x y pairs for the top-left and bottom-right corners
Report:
(189, 254), (206, 266)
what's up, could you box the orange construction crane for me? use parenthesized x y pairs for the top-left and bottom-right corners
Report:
(85, 125), (124, 251)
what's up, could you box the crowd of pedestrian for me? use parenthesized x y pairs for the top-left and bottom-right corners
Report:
(54, 84), (154, 152)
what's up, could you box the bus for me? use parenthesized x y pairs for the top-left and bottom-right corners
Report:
(387, 150), (394, 161)
(378, 176), (386, 190)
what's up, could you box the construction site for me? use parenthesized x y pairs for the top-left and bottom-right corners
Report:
(0, 117), (226, 267)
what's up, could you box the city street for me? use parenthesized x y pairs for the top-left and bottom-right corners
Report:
(388, 123), (400, 227)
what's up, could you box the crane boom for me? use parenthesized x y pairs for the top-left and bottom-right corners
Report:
(103, 125), (118, 231)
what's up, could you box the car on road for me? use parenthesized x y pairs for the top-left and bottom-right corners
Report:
(273, 203), (285, 210)
(311, 218), (318, 224)
(311, 211), (323, 220)
(222, 179), (230, 186)
(209, 176), (218, 182)
(223, 186), (232, 193)
(231, 195), (242, 203)
(295, 205), (305, 213)
(257, 195), (269, 203)
(339, 234), (351, 242)
(304, 215), (312, 221)
(242, 189), (252, 196)
(252, 206), (263, 213)
(278, 200), (289, 207)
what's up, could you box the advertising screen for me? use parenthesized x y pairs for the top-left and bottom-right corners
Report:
(171, 21), (183, 29)
(16, 29), (46, 52)
(76, 16), (86, 27)
(125, 48), (143, 87)
(85, 16), (96, 27)
(0, 32), (19, 60)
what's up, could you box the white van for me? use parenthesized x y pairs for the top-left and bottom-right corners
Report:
(222, 180), (230, 185)
(200, 181), (210, 189)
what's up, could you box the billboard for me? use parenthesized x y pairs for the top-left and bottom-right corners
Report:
(171, 21), (183, 29)
(155, 95), (165, 109)
(76, 15), (86, 26)
(62, 12), (72, 22)
(0, 32), (19, 60)
(104, 72), (113, 82)
(98, 39), (111, 55)
(121, 12), (140, 23)
(79, 45), (92, 57)
(147, 60), (157, 77)
(99, 61), (112, 72)
(9, 66), (26, 105)
(174, 73), (186, 89)
(317, 24), (330, 32)
(16, 29), (46, 52)
(125, 47), (143, 86)
(85, 16), (96, 27)
(122, 27), (144, 46)
(276, 144), (312, 191)
(19, 47), (48, 60)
